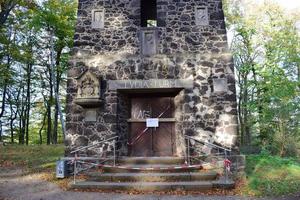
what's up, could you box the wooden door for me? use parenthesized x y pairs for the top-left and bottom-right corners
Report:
(129, 97), (175, 157)
(130, 98), (153, 156)
(152, 97), (174, 156)
(152, 122), (174, 156)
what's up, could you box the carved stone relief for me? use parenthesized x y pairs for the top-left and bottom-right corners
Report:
(92, 9), (104, 29)
(141, 29), (158, 56)
(75, 70), (102, 107)
(195, 7), (209, 26)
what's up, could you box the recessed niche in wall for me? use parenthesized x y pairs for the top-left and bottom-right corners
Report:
(213, 78), (228, 93)
(85, 109), (97, 122)
(141, 28), (158, 56)
(92, 9), (104, 29)
(195, 7), (209, 26)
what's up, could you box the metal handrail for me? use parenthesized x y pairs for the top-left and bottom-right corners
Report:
(71, 136), (118, 154)
(184, 135), (231, 152)
(72, 136), (118, 184)
(184, 135), (232, 183)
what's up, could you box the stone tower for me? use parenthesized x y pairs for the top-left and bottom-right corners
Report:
(66, 0), (238, 157)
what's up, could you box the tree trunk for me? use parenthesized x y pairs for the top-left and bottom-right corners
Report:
(252, 67), (265, 140)
(298, 64), (300, 88)
(0, 1), (17, 27)
(53, 45), (63, 144)
(278, 119), (286, 157)
(237, 71), (244, 145)
(9, 96), (16, 144)
(10, 117), (14, 143)
(0, 121), (2, 142)
(49, 31), (65, 142)
(19, 92), (25, 144)
(0, 84), (7, 142)
(39, 112), (47, 145)
(237, 69), (251, 146)
(46, 98), (52, 145)
(0, 84), (7, 121)
(20, 93), (26, 145)
(0, 54), (10, 141)
(46, 66), (53, 145)
(243, 77), (251, 146)
(53, 103), (58, 144)
(25, 63), (32, 145)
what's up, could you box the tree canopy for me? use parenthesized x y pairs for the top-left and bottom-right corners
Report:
(224, 0), (300, 156)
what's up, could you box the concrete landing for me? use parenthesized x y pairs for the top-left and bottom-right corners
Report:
(71, 181), (213, 191)
(102, 164), (203, 173)
(117, 157), (185, 165)
(87, 171), (218, 182)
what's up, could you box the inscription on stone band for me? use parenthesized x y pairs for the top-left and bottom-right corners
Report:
(108, 79), (193, 90)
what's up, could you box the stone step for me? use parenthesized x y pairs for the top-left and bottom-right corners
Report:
(87, 171), (218, 182)
(71, 181), (213, 191)
(111, 164), (187, 168)
(117, 157), (186, 165)
(101, 164), (203, 173)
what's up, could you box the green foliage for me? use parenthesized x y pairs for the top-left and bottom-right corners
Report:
(224, 0), (300, 156)
(0, 0), (77, 145)
(28, 123), (64, 145)
(245, 154), (300, 196)
(32, 0), (77, 48)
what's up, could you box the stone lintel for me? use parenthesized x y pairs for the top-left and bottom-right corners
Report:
(108, 79), (193, 90)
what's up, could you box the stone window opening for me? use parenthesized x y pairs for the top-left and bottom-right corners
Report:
(141, 0), (157, 27)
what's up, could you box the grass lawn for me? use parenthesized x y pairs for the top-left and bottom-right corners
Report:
(242, 154), (300, 196)
(0, 145), (65, 172)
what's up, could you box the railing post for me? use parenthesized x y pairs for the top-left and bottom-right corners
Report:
(73, 153), (77, 184)
(184, 138), (187, 165)
(225, 150), (228, 183)
(113, 140), (116, 166)
(187, 138), (190, 166)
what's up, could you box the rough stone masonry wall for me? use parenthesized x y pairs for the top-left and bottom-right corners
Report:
(66, 0), (238, 156)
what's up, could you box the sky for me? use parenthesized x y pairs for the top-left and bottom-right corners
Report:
(256, 0), (300, 10)
(254, 0), (300, 31)
(274, 0), (300, 9)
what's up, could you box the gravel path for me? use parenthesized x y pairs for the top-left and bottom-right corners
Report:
(0, 172), (299, 200)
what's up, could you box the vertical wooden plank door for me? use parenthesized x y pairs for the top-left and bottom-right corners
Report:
(130, 98), (153, 156)
(129, 97), (175, 157)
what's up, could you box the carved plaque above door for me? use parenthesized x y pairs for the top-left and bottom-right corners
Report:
(141, 28), (158, 56)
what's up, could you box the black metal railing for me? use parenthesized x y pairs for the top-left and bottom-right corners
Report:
(70, 136), (118, 183)
(184, 135), (232, 183)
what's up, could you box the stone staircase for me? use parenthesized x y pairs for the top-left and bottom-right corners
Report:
(71, 157), (234, 191)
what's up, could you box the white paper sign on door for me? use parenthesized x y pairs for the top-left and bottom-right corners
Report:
(146, 118), (159, 128)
